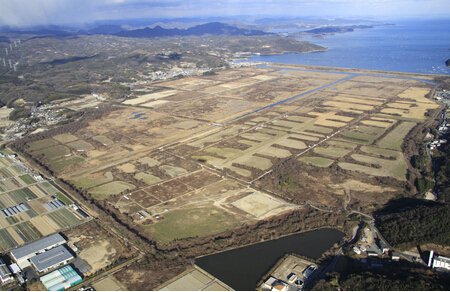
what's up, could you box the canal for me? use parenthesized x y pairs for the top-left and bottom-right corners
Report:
(195, 228), (345, 291)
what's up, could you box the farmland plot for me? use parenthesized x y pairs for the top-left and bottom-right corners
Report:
(377, 121), (417, 150)
(53, 133), (78, 143)
(89, 181), (136, 199)
(338, 147), (407, 181)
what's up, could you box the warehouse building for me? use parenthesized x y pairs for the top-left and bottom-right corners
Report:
(40, 265), (82, 291)
(29, 245), (74, 273)
(10, 233), (66, 269)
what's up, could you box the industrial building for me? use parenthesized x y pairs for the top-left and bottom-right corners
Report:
(10, 233), (66, 269)
(0, 258), (12, 285)
(40, 265), (82, 291)
(29, 245), (74, 273)
(428, 250), (450, 272)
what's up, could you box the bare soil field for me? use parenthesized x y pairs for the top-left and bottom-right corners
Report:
(64, 220), (136, 275)
(93, 276), (124, 291)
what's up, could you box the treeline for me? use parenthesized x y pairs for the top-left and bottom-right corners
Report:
(435, 142), (450, 202)
(377, 204), (450, 249)
(313, 267), (450, 291)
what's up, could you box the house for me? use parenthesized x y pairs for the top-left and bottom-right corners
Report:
(391, 251), (401, 261)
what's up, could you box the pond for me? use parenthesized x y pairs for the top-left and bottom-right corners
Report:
(195, 228), (345, 291)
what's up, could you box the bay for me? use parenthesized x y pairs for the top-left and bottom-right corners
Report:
(248, 19), (450, 75)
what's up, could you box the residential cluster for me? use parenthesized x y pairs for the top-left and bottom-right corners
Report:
(2, 104), (65, 143)
(434, 90), (450, 103)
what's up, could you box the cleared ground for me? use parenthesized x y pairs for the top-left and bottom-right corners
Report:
(232, 192), (286, 217)
(19, 66), (438, 244)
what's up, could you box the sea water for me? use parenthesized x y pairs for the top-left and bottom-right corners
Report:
(248, 19), (450, 75)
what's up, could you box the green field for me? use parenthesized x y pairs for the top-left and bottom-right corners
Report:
(0, 157), (12, 167)
(377, 121), (417, 150)
(11, 188), (38, 204)
(134, 172), (162, 185)
(53, 133), (78, 143)
(0, 229), (17, 251)
(48, 156), (85, 172)
(67, 140), (95, 151)
(340, 126), (385, 144)
(326, 140), (358, 149)
(313, 146), (351, 158)
(55, 192), (73, 205)
(18, 174), (36, 185)
(71, 172), (113, 189)
(299, 156), (335, 167)
(14, 222), (41, 242)
(339, 151), (407, 181)
(145, 206), (240, 244)
(46, 208), (82, 229)
(32, 145), (71, 160)
(27, 139), (58, 151)
(89, 181), (136, 199)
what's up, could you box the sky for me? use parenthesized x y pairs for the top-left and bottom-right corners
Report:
(0, 0), (449, 27)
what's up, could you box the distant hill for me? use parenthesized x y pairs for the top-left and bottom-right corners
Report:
(78, 25), (127, 35)
(5, 22), (269, 40)
(304, 25), (373, 34)
(114, 22), (269, 38)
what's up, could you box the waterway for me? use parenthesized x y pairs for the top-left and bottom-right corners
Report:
(195, 228), (345, 291)
(248, 19), (450, 75)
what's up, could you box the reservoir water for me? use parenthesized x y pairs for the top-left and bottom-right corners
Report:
(195, 228), (345, 291)
(248, 19), (450, 75)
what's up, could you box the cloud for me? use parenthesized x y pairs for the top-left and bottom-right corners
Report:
(0, 0), (448, 27)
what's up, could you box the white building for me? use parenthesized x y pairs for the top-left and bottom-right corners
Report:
(10, 233), (66, 269)
(428, 250), (450, 272)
